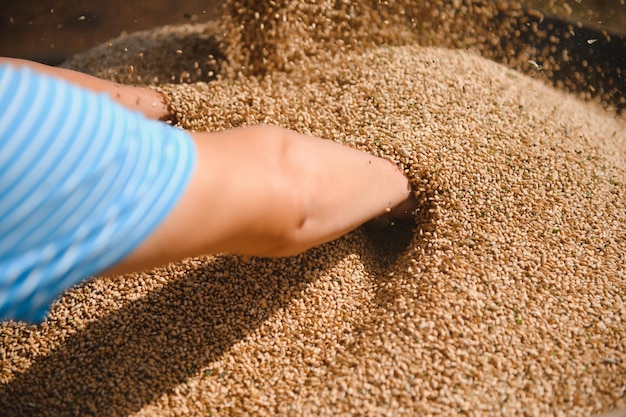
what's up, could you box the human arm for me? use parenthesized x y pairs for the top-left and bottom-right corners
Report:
(0, 62), (416, 321)
(106, 124), (415, 275)
(0, 57), (173, 121)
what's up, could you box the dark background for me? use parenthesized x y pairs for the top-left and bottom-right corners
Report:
(0, 0), (220, 65)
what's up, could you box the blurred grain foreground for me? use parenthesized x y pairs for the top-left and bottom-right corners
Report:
(1, 0), (625, 416)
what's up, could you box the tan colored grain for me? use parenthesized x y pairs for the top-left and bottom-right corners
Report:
(1, 1), (625, 416)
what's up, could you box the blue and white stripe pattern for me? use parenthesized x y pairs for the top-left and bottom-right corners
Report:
(0, 65), (196, 323)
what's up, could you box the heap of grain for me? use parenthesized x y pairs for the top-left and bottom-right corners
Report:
(1, 1), (625, 416)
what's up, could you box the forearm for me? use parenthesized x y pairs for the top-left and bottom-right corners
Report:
(190, 126), (412, 256)
(108, 125), (413, 275)
(283, 129), (412, 252)
(0, 57), (173, 121)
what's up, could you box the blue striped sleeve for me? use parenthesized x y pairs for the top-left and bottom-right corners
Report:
(0, 65), (197, 323)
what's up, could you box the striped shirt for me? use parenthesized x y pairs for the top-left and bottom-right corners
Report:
(0, 65), (196, 323)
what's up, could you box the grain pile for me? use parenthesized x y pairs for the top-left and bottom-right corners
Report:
(1, 1), (626, 416)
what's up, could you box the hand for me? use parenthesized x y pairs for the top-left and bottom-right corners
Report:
(385, 191), (418, 219)
(0, 57), (174, 121)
